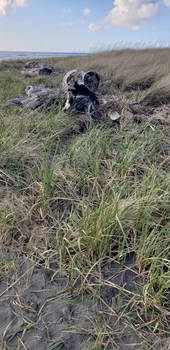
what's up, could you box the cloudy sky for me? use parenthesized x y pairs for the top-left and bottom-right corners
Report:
(0, 0), (170, 52)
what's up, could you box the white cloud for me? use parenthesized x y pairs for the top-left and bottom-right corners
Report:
(0, 0), (28, 16)
(88, 0), (159, 32)
(0, 0), (10, 16)
(59, 21), (73, 28)
(89, 23), (102, 32)
(15, 0), (27, 6)
(164, 0), (170, 7)
(83, 8), (91, 16)
(106, 0), (159, 30)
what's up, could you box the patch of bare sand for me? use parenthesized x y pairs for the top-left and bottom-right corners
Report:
(0, 250), (168, 349)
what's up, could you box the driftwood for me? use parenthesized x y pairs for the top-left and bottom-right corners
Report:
(8, 86), (63, 112)
(22, 61), (54, 76)
(7, 69), (121, 121)
(62, 70), (100, 115)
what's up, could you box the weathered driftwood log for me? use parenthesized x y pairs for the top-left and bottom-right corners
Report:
(8, 70), (100, 116)
(22, 61), (54, 76)
(7, 70), (121, 121)
(62, 70), (100, 115)
(8, 86), (63, 111)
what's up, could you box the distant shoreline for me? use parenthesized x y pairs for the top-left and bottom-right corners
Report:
(0, 51), (88, 62)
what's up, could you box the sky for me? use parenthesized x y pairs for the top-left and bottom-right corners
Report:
(0, 0), (170, 52)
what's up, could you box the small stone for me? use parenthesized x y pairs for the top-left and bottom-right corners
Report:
(108, 111), (120, 121)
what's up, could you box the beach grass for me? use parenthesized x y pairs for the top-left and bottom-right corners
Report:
(0, 48), (169, 349)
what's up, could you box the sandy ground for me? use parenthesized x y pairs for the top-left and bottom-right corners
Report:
(0, 250), (169, 350)
(0, 249), (151, 350)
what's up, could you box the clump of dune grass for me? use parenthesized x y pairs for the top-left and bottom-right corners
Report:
(141, 73), (170, 106)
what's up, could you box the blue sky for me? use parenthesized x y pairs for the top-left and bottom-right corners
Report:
(0, 0), (170, 52)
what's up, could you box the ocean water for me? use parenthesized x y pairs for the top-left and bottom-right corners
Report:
(0, 51), (87, 61)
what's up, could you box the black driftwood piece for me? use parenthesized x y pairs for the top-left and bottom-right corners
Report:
(62, 70), (100, 115)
